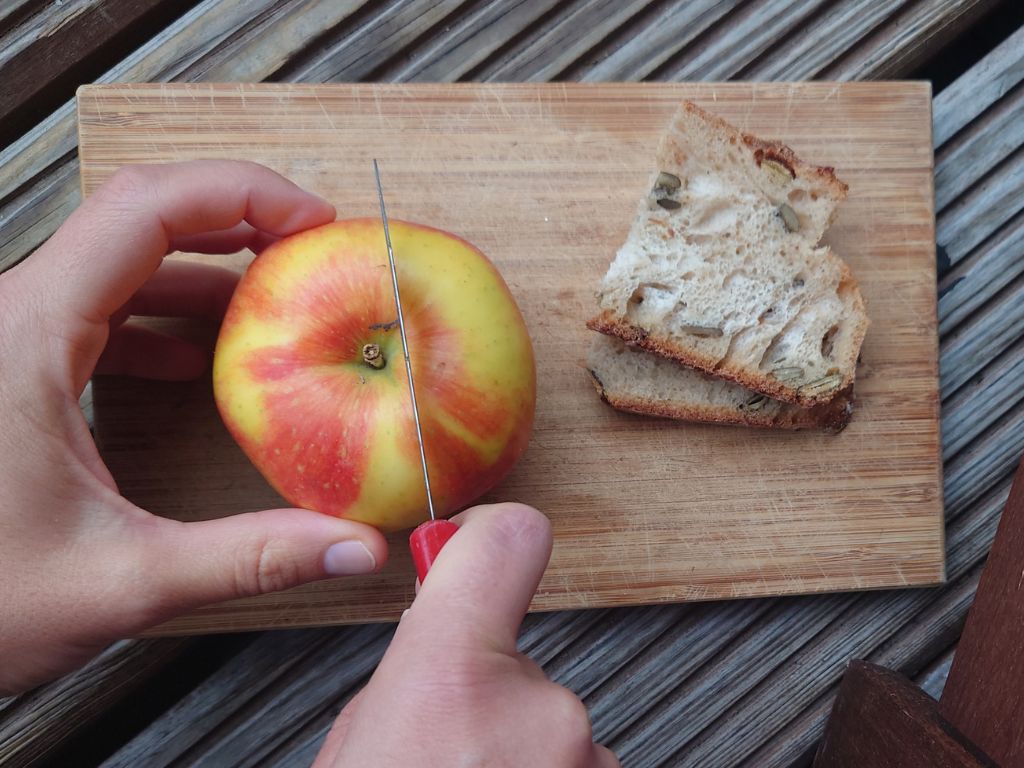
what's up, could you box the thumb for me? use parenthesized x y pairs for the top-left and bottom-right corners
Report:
(400, 503), (552, 653)
(141, 509), (389, 611)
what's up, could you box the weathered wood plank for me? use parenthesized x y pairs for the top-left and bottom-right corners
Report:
(935, 82), (1024, 210)
(605, 597), (845, 765)
(652, 0), (831, 82)
(0, 159), (80, 269)
(745, 689), (837, 768)
(678, 566), (983, 767)
(941, 274), (1024, 397)
(0, 0), (360, 207)
(942, 337), (1024, 460)
(574, 601), (768, 734)
(179, 627), (390, 767)
(381, 0), (564, 83)
(822, 0), (1002, 81)
(470, 0), (655, 82)
(813, 661), (994, 768)
(918, 647), (956, 701)
(517, 608), (609, 665)
(0, 639), (190, 768)
(544, 605), (686, 700)
(742, 0), (910, 81)
(938, 211), (1024, 336)
(278, 0), (465, 84)
(0, 0), (95, 70)
(0, 104), (76, 207)
(157, 603), (764, 767)
(0, 0), (41, 32)
(186, 0), (368, 82)
(254, 609), (610, 765)
(933, 23), (1024, 146)
(274, 734), (329, 768)
(0, 0), (377, 272)
(940, 457), (1024, 765)
(100, 625), (391, 768)
(943, 408), (1024, 519)
(0, 0), (170, 140)
(936, 147), (1024, 269)
(867, 572), (977, 682)
(571, 0), (742, 82)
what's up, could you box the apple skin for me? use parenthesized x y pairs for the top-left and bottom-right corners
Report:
(212, 219), (536, 533)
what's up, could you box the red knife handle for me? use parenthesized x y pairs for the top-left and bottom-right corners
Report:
(409, 519), (459, 583)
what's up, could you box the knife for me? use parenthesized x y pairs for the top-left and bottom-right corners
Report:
(373, 160), (459, 583)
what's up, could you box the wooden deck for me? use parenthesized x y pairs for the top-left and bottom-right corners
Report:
(2, 1), (1023, 766)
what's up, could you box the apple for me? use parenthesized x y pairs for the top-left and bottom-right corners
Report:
(213, 219), (536, 532)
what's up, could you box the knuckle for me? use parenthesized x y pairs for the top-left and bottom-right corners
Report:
(235, 536), (300, 596)
(101, 164), (154, 200)
(548, 685), (593, 740)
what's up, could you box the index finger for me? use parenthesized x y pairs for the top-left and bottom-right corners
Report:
(27, 160), (335, 321)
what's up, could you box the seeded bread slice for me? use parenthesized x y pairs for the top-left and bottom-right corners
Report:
(588, 101), (868, 407)
(588, 335), (853, 432)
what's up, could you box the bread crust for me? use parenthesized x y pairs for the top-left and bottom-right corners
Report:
(680, 100), (850, 203)
(588, 367), (853, 432)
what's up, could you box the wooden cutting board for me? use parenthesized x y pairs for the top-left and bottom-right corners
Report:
(77, 82), (943, 635)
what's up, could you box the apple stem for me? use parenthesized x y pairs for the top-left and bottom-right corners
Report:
(362, 343), (386, 369)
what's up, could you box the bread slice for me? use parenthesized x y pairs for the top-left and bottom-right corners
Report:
(587, 334), (853, 432)
(588, 101), (868, 407)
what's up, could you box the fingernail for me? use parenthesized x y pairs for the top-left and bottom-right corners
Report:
(323, 540), (377, 576)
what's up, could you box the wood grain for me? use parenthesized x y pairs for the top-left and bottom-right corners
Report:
(570, 0), (743, 82)
(0, 638), (190, 767)
(741, 0), (911, 81)
(380, 0), (567, 83)
(821, 0), (1003, 81)
(935, 82), (1024, 210)
(0, 0), (370, 272)
(813, 661), (994, 767)
(938, 147), (1024, 270)
(76, 81), (943, 633)
(0, 0), (169, 144)
(939, 458), (1024, 765)
(938, 213), (1024, 338)
(932, 23), (1024, 146)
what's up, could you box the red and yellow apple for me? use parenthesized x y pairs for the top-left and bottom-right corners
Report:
(213, 219), (536, 532)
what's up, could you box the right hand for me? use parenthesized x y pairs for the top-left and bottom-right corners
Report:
(314, 503), (619, 767)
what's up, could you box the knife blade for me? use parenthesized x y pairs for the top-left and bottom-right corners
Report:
(372, 160), (459, 582)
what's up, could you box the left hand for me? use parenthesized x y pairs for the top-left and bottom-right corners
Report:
(0, 161), (389, 695)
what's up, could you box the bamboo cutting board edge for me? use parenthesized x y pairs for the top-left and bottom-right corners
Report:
(76, 81), (944, 634)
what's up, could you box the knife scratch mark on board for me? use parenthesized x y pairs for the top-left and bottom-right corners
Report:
(315, 93), (338, 132)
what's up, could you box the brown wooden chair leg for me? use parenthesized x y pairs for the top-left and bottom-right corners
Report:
(939, 458), (1024, 766)
(816, 455), (1024, 767)
(813, 661), (995, 767)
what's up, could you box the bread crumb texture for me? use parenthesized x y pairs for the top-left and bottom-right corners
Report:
(589, 101), (868, 407)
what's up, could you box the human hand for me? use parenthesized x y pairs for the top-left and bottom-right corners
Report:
(314, 503), (619, 768)
(0, 161), (389, 695)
